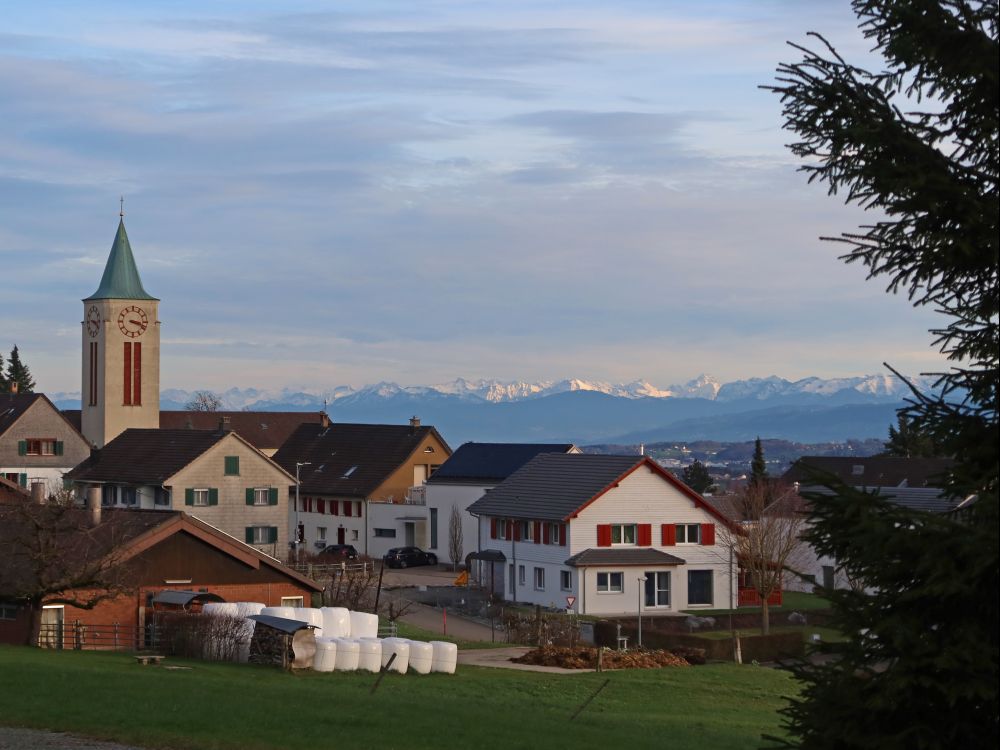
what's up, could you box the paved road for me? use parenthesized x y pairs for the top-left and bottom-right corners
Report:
(396, 601), (502, 643)
(457, 647), (595, 674)
(0, 728), (145, 750)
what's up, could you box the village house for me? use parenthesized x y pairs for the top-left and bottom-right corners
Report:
(467, 453), (739, 616)
(272, 415), (451, 557)
(0, 505), (322, 648)
(0, 393), (91, 493)
(423, 442), (577, 565)
(67, 426), (294, 557)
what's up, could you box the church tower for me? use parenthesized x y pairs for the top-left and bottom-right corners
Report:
(81, 213), (160, 448)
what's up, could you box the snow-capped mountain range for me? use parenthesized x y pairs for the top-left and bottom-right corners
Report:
(49, 372), (934, 411)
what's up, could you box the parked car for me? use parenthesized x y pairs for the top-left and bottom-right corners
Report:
(318, 544), (359, 561)
(384, 546), (437, 568)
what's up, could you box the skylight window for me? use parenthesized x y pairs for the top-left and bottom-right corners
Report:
(342, 466), (358, 478)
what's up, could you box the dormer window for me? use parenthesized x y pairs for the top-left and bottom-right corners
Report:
(611, 523), (637, 545)
(423, 446), (435, 453)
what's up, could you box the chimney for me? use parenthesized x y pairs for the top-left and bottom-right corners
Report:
(320, 411), (330, 428)
(409, 415), (421, 431)
(87, 485), (101, 527)
(10, 382), (17, 395)
(31, 481), (45, 505)
(639, 443), (645, 456)
(218, 416), (232, 433)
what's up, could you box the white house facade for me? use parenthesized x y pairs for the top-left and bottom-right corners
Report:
(468, 454), (737, 616)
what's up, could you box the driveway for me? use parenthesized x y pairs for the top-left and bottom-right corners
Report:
(457, 647), (595, 674)
(381, 564), (464, 588)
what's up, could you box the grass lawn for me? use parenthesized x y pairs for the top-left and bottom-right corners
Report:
(0, 646), (796, 750)
(692, 625), (846, 644)
(393, 621), (501, 649)
(683, 591), (831, 617)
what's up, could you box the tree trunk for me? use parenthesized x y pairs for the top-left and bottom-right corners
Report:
(26, 597), (43, 647)
(761, 598), (770, 635)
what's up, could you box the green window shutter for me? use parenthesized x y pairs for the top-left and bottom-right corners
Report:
(269, 487), (279, 505)
(268, 526), (278, 544)
(225, 456), (239, 475)
(55, 441), (64, 456)
(208, 488), (219, 506)
(17, 441), (27, 456)
(245, 528), (254, 544)
(62, 476), (73, 490)
(184, 488), (194, 506)
(19, 474), (28, 488)
(246, 488), (255, 505)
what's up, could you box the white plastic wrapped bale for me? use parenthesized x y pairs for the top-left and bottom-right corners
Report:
(349, 611), (379, 639)
(407, 640), (434, 675)
(202, 602), (240, 617)
(320, 607), (351, 638)
(356, 638), (382, 673)
(333, 638), (360, 671)
(313, 638), (338, 672)
(430, 641), (458, 674)
(260, 606), (298, 620)
(295, 608), (325, 637)
(380, 638), (410, 674)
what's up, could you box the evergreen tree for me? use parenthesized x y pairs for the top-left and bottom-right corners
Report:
(749, 437), (768, 487)
(5, 346), (36, 394)
(766, 1), (998, 747)
(0, 349), (6, 392)
(883, 413), (941, 458)
(681, 460), (717, 495)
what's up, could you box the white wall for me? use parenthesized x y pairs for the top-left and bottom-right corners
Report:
(424, 482), (488, 565)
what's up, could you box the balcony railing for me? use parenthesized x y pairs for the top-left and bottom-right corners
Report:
(737, 588), (783, 607)
(369, 486), (426, 506)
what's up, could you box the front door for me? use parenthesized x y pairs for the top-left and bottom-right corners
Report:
(404, 522), (415, 547)
(39, 605), (64, 649)
(337, 526), (346, 544)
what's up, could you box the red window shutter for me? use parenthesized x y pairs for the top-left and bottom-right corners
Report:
(597, 524), (612, 547)
(662, 524), (676, 546)
(344, 502), (351, 517)
(122, 343), (132, 406)
(533, 522), (541, 544)
(638, 524), (652, 546)
(559, 524), (567, 546)
(330, 500), (338, 515)
(490, 518), (497, 539)
(701, 523), (716, 545)
(513, 522), (522, 542)
(318, 499), (325, 514)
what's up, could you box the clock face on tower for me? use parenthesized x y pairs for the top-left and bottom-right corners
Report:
(86, 305), (101, 338)
(117, 305), (148, 338)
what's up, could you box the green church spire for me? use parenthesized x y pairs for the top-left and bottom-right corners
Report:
(85, 217), (157, 301)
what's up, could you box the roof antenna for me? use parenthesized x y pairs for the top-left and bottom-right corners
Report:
(119, 196), (125, 218)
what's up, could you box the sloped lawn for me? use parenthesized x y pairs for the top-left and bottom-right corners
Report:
(0, 646), (796, 750)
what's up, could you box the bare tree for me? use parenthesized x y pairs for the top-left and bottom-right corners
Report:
(185, 391), (222, 411)
(718, 482), (806, 634)
(0, 495), (144, 646)
(448, 506), (464, 571)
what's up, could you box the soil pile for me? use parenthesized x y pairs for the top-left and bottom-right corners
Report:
(512, 645), (690, 670)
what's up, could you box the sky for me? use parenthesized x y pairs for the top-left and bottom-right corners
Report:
(0, 0), (950, 395)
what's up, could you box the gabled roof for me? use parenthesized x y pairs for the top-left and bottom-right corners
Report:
(272, 422), (450, 498)
(85, 219), (157, 301)
(426, 442), (576, 484)
(564, 548), (687, 567)
(67, 428), (231, 485)
(1, 393), (87, 442)
(804, 485), (961, 514)
(467, 453), (736, 527)
(159, 411), (324, 451)
(782, 456), (954, 489)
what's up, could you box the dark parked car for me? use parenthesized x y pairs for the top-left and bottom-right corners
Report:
(384, 546), (437, 568)
(319, 544), (359, 560)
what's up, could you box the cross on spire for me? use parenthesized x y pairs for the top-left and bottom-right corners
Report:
(119, 196), (125, 218)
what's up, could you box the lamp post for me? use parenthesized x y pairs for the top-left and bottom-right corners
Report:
(295, 462), (311, 554)
(637, 575), (647, 648)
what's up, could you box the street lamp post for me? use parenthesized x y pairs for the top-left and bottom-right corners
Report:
(295, 462), (311, 554)
(638, 575), (647, 648)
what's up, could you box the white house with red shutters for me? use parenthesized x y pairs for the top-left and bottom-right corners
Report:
(467, 453), (738, 616)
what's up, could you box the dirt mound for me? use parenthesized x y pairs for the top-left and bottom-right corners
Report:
(512, 645), (690, 670)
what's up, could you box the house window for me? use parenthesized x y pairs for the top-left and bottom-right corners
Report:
(533, 567), (545, 591)
(597, 572), (624, 593)
(611, 524), (637, 545)
(645, 571), (671, 607)
(253, 488), (269, 506)
(374, 528), (396, 538)
(246, 526), (278, 545)
(154, 487), (170, 506)
(521, 520), (534, 540)
(120, 487), (137, 506)
(351, 530), (359, 541)
(101, 485), (116, 506)
(429, 508), (438, 549)
(193, 489), (210, 507)
(687, 570), (714, 606)
(25, 439), (57, 456)
(676, 524), (701, 544)
(560, 570), (572, 591)
(224, 456), (240, 475)
(518, 565), (526, 586)
(318, 527), (327, 541)
(280, 596), (303, 607)
(497, 519), (509, 540)
(0, 603), (18, 620)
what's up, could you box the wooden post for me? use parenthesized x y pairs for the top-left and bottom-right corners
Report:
(370, 652), (397, 694)
(374, 560), (385, 613)
(570, 678), (610, 721)
(596, 647), (603, 672)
